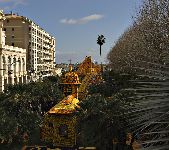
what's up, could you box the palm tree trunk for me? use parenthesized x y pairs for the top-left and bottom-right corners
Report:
(100, 45), (102, 56)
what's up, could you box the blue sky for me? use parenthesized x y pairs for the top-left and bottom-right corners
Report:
(0, 0), (142, 64)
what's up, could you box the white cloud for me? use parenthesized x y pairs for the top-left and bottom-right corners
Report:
(60, 14), (104, 25)
(60, 19), (77, 25)
(13, 0), (27, 7)
(0, 0), (27, 10)
(0, 0), (11, 2)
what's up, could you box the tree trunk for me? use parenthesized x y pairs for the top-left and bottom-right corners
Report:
(100, 45), (102, 56)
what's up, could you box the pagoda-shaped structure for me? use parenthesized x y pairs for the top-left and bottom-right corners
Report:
(41, 65), (81, 149)
(60, 64), (81, 98)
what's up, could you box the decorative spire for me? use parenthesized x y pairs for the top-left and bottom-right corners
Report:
(69, 64), (73, 72)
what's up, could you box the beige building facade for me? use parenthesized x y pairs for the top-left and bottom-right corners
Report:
(3, 12), (56, 79)
(0, 10), (27, 92)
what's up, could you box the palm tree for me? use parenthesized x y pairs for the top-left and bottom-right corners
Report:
(97, 35), (105, 56)
(125, 62), (169, 149)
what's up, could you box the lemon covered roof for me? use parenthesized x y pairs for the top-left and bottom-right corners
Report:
(48, 95), (80, 114)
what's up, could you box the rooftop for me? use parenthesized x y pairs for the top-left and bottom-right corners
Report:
(48, 95), (80, 114)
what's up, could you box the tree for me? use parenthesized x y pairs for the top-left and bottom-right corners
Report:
(97, 35), (105, 56)
(78, 71), (134, 150)
(0, 76), (63, 148)
(107, 0), (169, 149)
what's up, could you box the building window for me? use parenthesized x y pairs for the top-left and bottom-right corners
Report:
(3, 28), (6, 31)
(12, 35), (14, 38)
(12, 43), (14, 46)
(59, 125), (68, 137)
(12, 28), (14, 31)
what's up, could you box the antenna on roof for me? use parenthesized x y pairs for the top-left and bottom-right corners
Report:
(68, 59), (72, 65)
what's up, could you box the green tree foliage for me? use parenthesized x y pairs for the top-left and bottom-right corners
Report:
(107, 0), (169, 149)
(0, 76), (63, 148)
(88, 71), (136, 97)
(78, 71), (134, 150)
(78, 95), (129, 150)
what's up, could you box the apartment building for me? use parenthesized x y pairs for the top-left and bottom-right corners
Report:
(0, 10), (27, 92)
(3, 12), (56, 79)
